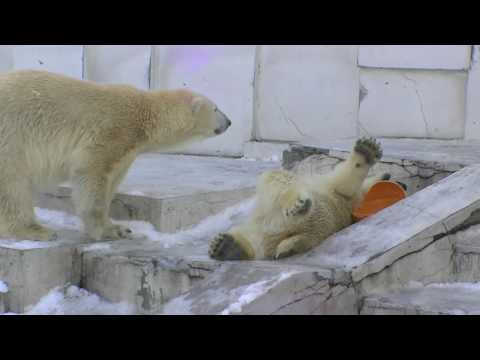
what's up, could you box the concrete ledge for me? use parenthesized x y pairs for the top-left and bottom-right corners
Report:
(362, 283), (480, 315)
(0, 228), (88, 313)
(285, 138), (480, 169)
(358, 45), (472, 71)
(160, 263), (352, 315)
(284, 165), (480, 280)
(452, 224), (480, 282)
(243, 141), (290, 162)
(81, 238), (219, 314)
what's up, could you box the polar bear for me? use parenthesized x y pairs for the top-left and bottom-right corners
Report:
(0, 70), (231, 241)
(209, 137), (388, 261)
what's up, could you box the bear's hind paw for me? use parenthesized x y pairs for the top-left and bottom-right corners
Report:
(209, 233), (250, 261)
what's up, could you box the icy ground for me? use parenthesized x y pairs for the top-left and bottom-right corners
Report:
(0, 198), (256, 315)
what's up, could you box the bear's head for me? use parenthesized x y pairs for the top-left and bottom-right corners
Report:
(190, 95), (232, 138)
(146, 89), (232, 151)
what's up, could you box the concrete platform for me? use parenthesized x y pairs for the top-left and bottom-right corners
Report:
(289, 138), (480, 168)
(362, 283), (480, 315)
(37, 154), (277, 233)
(7, 139), (480, 314)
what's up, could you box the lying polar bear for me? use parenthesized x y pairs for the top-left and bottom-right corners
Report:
(209, 137), (391, 260)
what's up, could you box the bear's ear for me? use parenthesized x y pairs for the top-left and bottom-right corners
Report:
(192, 97), (204, 115)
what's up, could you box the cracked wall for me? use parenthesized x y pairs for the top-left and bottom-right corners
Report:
(0, 45), (475, 152)
(358, 68), (467, 139)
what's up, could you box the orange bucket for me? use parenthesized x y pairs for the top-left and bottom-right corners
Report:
(353, 181), (407, 222)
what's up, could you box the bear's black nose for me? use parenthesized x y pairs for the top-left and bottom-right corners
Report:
(226, 119), (232, 127)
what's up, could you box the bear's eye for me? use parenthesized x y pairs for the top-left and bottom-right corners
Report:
(356, 163), (361, 168)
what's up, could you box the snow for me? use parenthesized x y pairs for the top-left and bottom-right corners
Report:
(3, 285), (135, 315)
(123, 190), (147, 196)
(0, 207), (84, 250)
(161, 271), (298, 315)
(82, 243), (112, 252)
(242, 155), (281, 162)
(0, 280), (8, 293)
(116, 197), (255, 249)
(161, 295), (194, 315)
(220, 271), (297, 315)
(35, 207), (84, 232)
(0, 240), (55, 250)
(0, 197), (255, 251)
(407, 281), (480, 292)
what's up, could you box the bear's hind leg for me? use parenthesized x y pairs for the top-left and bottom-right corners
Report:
(0, 178), (57, 241)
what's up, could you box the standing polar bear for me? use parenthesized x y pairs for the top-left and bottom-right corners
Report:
(0, 70), (231, 241)
(209, 137), (389, 261)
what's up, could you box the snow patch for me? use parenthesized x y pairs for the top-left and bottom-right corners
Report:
(0, 240), (55, 250)
(424, 282), (480, 291)
(220, 271), (297, 315)
(82, 243), (112, 252)
(0, 280), (8, 293)
(161, 294), (194, 315)
(117, 197), (256, 249)
(35, 208), (84, 232)
(0, 208), (84, 249)
(123, 190), (147, 196)
(0, 198), (255, 251)
(22, 285), (135, 315)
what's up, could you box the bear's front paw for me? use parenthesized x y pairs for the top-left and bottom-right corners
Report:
(102, 224), (133, 241)
(209, 233), (250, 261)
(285, 197), (312, 217)
(275, 241), (297, 260)
(354, 137), (383, 165)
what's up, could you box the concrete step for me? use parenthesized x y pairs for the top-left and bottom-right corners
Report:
(37, 154), (278, 233)
(0, 197), (255, 314)
(0, 208), (99, 313)
(362, 283), (480, 315)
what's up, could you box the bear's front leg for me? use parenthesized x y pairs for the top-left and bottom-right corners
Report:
(71, 172), (131, 241)
(283, 190), (313, 218)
